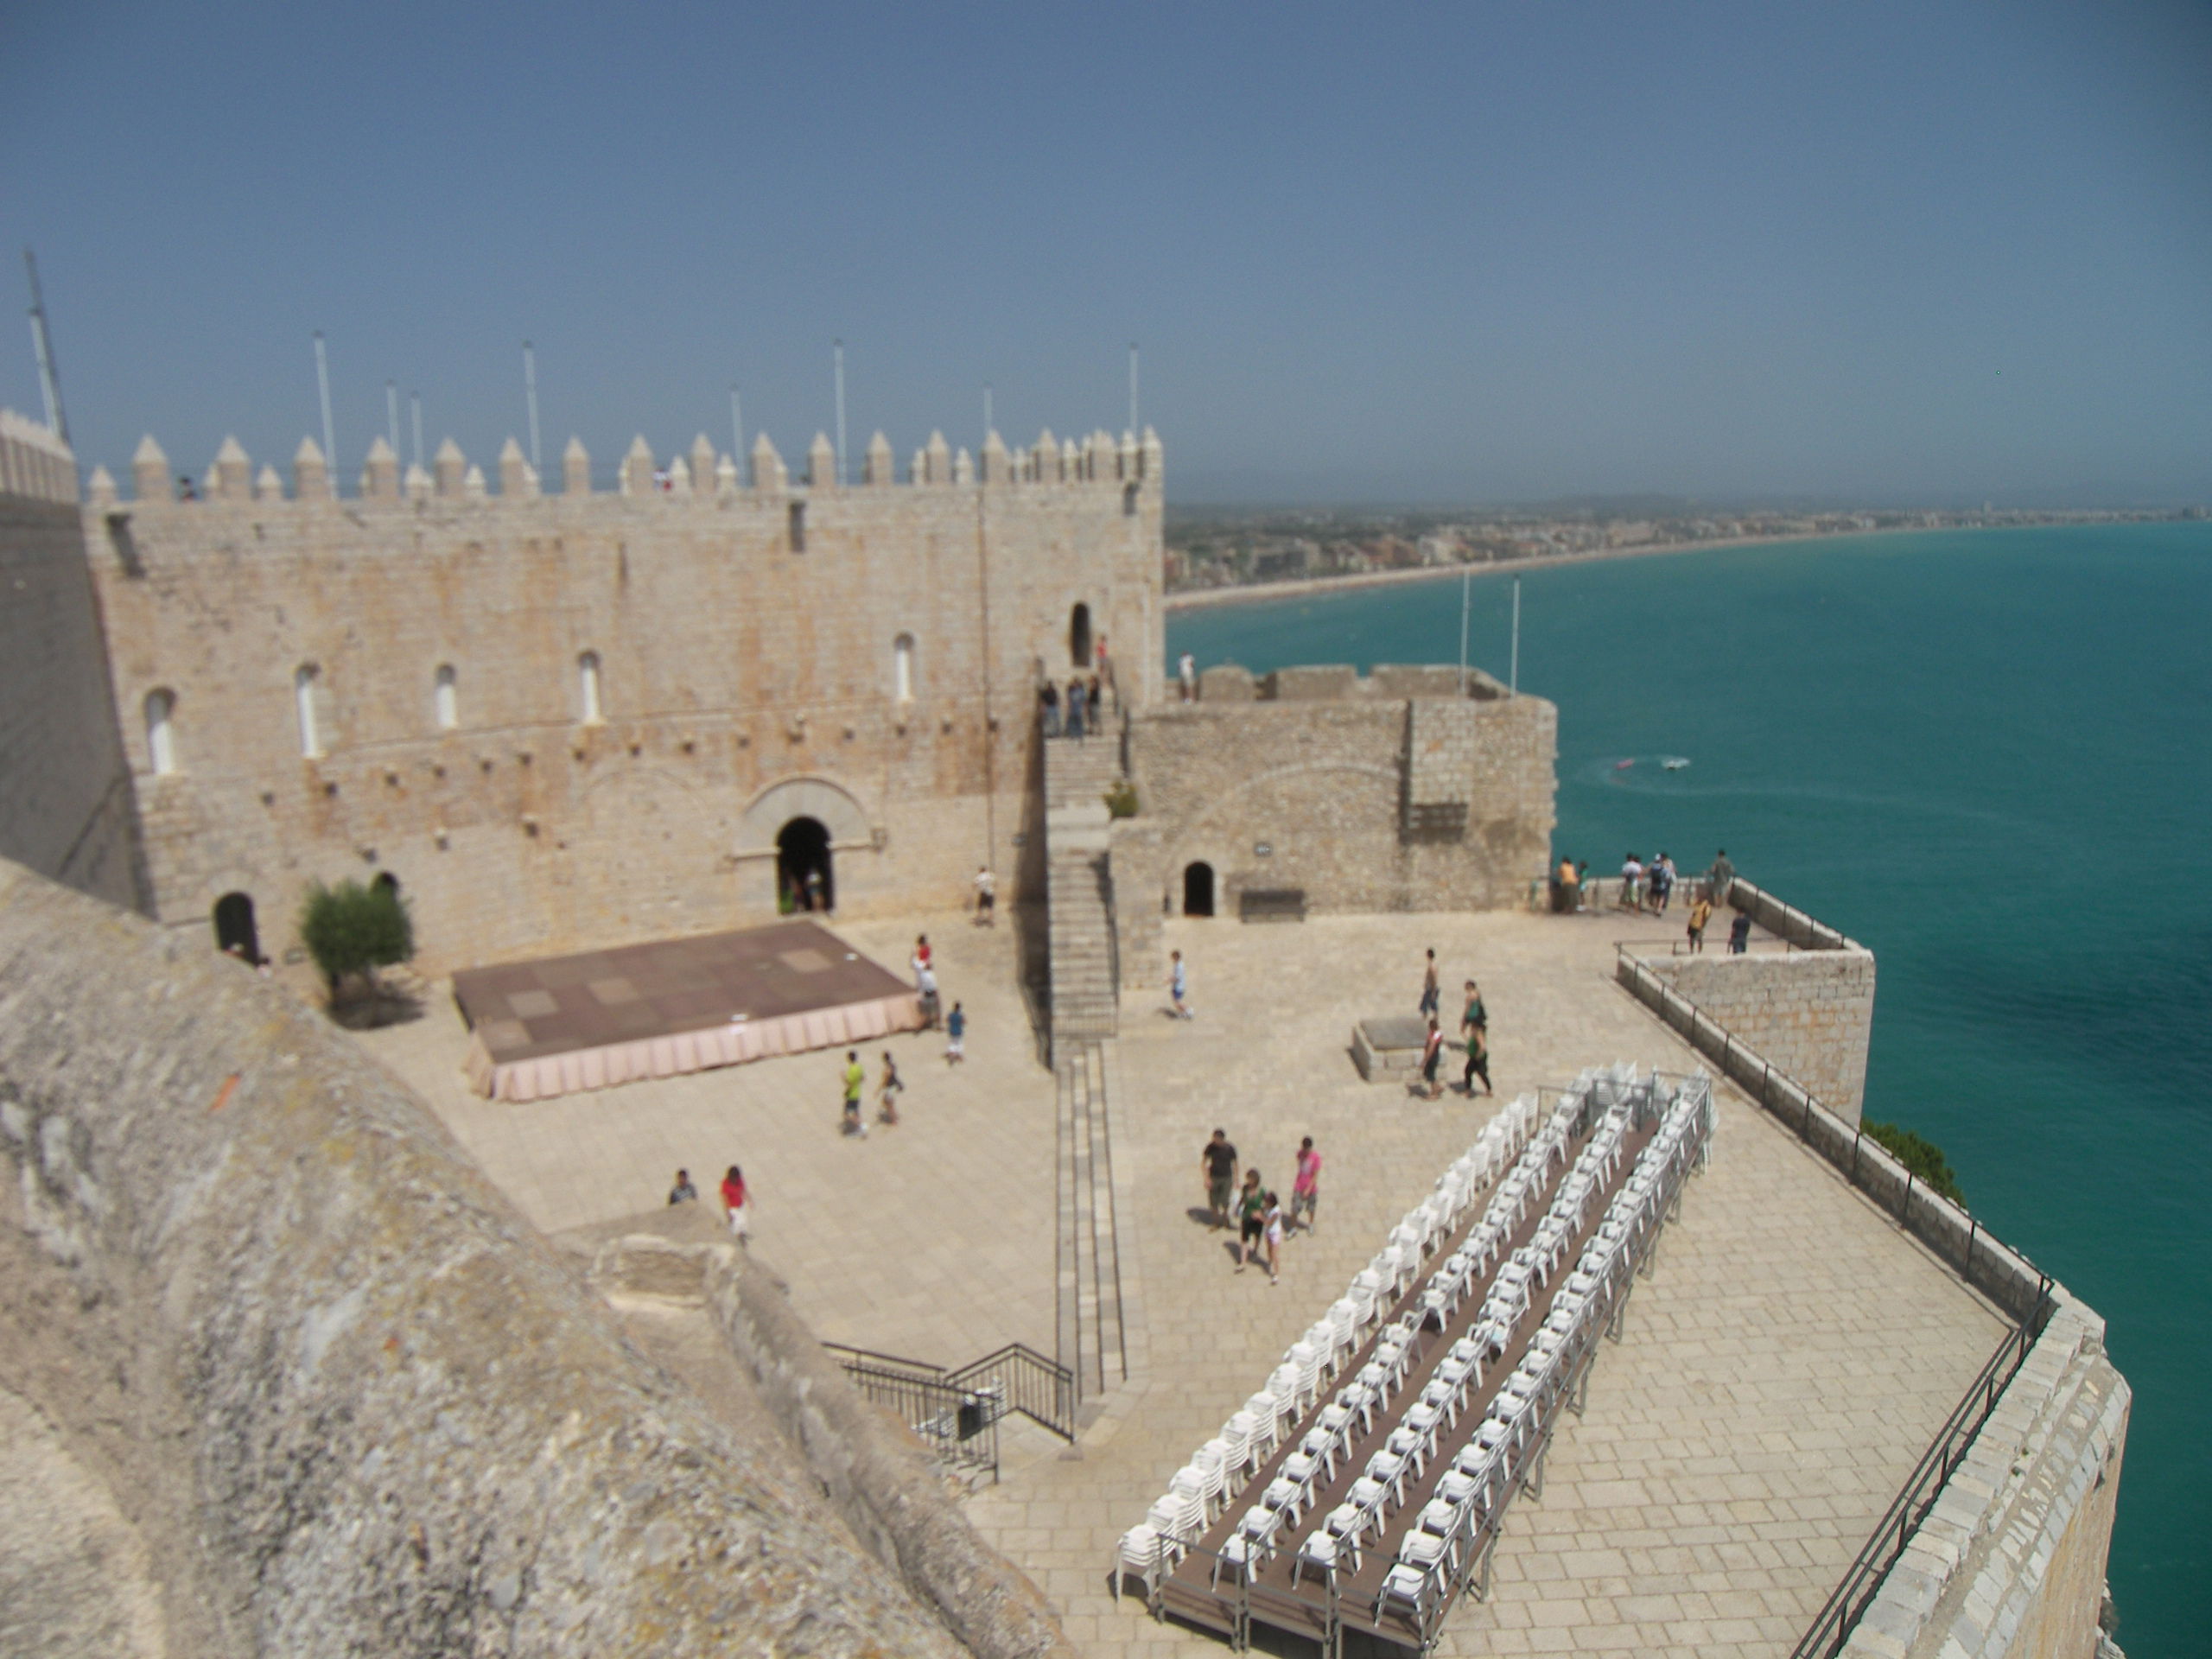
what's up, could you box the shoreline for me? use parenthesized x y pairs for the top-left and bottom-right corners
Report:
(1161, 524), (1938, 612)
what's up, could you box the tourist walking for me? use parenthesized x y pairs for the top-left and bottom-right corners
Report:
(1291, 1136), (1322, 1234)
(1170, 949), (1193, 1020)
(1686, 893), (1713, 952)
(1235, 1169), (1267, 1271)
(1262, 1192), (1285, 1285)
(1649, 853), (1675, 913)
(1619, 852), (1644, 910)
(1179, 651), (1197, 702)
(1553, 854), (1578, 913)
(1040, 681), (1061, 736)
(1419, 1015), (1446, 1100)
(878, 1051), (904, 1126)
(1459, 981), (1492, 1096)
(1707, 848), (1736, 906)
(973, 866), (996, 926)
(1201, 1129), (1239, 1228)
(1728, 912), (1752, 955)
(841, 1050), (868, 1136)
(1418, 948), (1440, 1018)
(668, 1167), (698, 1205)
(720, 1165), (752, 1241)
(1066, 677), (1087, 739)
(944, 1001), (966, 1064)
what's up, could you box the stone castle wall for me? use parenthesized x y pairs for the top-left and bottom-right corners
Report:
(1109, 666), (1557, 984)
(0, 410), (146, 914)
(86, 425), (1162, 977)
(1641, 945), (1876, 1122)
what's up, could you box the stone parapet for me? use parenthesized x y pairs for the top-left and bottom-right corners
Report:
(0, 407), (77, 503)
(1840, 1300), (2128, 1659)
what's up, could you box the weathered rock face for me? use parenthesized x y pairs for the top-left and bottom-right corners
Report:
(0, 856), (969, 1657)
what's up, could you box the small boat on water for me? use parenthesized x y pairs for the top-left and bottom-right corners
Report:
(1662, 756), (1691, 772)
(1613, 758), (1636, 771)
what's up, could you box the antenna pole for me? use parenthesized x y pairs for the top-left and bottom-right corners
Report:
(314, 332), (336, 480)
(23, 249), (68, 442)
(730, 385), (742, 470)
(385, 380), (399, 454)
(1510, 576), (1522, 696)
(524, 340), (541, 474)
(1128, 341), (1139, 433)
(983, 382), (993, 440)
(1458, 569), (1471, 695)
(410, 391), (423, 473)
(833, 340), (846, 486)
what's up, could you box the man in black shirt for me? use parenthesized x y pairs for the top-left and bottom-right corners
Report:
(1200, 1129), (1239, 1229)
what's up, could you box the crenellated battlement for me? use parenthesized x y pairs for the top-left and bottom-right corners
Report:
(0, 408), (78, 504)
(100, 423), (1165, 509)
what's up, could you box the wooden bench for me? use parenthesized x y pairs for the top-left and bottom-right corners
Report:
(1238, 887), (1307, 924)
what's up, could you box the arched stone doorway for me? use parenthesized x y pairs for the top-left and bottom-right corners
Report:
(1070, 602), (1092, 669)
(778, 817), (834, 912)
(213, 892), (259, 963)
(1182, 861), (1216, 918)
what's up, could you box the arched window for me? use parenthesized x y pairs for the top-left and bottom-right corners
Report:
(144, 689), (176, 775)
(893, 632), (916, 702)
(1070, 602), (1092, 669)
(434, 664), (458, 730)
(578, 651), (603, 723)
(294, 665), (321, 758)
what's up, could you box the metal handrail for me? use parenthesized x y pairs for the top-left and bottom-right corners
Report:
(1790, 1281), (2056, 1659)
(827, 1353), (1001, 1480)
(945, 1342), (1078, 1440)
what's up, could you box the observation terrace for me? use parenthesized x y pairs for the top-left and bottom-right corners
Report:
(351, 881), (2112, 1656)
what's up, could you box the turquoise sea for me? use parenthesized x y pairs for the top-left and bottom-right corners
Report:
(1167, 523), (2212, 1655)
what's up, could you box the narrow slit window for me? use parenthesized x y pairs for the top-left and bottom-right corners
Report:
(578, 651), (603, 723)
(893, 632), (916, 702)
(144, 689), (176, 774)
(434, 664), (459, 730)
(787, 500), (807, 552)
(294, 665), (321, 758)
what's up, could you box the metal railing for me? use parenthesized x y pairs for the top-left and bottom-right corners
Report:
(945, 1344), (1078, 1440)
(823, 1339), (1077, 1446)
(822, 1345), (1003, 1480)
(1721, 876), (1853, 951)
(1790, 1280), (2056, 1659)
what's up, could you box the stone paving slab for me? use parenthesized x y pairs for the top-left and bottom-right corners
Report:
(960, 909), (2006, 1658)
(351, 900), (2006, 1656)
(352, 910), (1058, 1366)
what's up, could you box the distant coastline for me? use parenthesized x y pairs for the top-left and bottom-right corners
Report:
(1162, 524), (1927, 612)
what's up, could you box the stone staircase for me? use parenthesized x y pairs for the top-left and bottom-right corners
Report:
(1042, 732), (1124, 1057)
(1053, 1039), (1128, 1406)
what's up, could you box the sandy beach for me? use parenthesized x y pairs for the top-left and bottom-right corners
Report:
(1162, 524), (1923, 611)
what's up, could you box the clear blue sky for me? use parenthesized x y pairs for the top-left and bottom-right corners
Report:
(3, 0), (2208, 505)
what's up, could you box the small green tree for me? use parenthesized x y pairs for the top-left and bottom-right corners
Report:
(299, 879), (415, 1005)
(1863, 1118), (1965, 1207)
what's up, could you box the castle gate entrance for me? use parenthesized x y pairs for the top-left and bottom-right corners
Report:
(777, 817), (834, 912)
(213, 892), (260, 963)
(1070, 602), (1092, 668)
(1182, 861), (1216, 918)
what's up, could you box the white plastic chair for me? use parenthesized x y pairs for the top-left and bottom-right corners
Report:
(1364, 1447), (1409, 1507)
(1113, 1523), (1166, 1604)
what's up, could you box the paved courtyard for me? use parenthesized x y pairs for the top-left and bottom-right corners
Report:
(353, 901), (2009, 1656)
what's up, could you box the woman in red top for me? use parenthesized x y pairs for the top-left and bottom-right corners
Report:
(720, 1165), (751, 1241)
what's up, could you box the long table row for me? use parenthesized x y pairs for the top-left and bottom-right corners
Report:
(1119, 1067), (1716, 1656)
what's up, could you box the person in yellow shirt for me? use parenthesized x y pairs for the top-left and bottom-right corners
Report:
(1687, 895), (1713, 953)
(841, 1050), (868, 1136)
